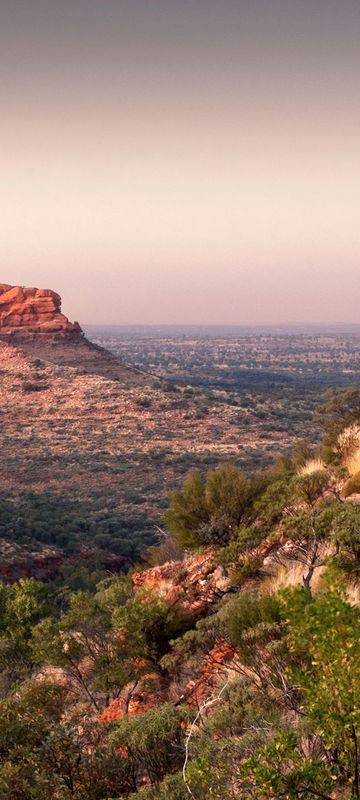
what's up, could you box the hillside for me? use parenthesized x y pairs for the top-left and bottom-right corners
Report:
(1, 422), (360, 798)
(0, 340), (275, 575)
(0, 284), (148, 384)
(3, 285), (360, 798)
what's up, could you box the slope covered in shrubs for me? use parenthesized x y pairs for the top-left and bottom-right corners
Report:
(1, 387), (360, 798)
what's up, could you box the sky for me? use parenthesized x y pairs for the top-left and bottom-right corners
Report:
(1, 0), (359, 325)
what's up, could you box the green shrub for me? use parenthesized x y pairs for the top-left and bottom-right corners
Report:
(164, 463), (252, 548)
(22, 381), (48, 393)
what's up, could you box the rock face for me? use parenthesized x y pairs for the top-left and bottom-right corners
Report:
(131, 549), (231, 617)
(0, 284), (81, 341)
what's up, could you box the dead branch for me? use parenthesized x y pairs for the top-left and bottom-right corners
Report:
(183, 681), (229, 797)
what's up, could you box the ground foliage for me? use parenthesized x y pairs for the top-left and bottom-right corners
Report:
(1, 392), (360, 797)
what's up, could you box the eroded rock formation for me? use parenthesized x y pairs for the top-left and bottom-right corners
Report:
(0, 284), (81, 341)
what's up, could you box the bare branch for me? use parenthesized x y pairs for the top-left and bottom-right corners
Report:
(183, 681), (229, 797)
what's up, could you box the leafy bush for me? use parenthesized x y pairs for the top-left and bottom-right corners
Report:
(164, 463), (253, 548)
(110, 704), (187, 786)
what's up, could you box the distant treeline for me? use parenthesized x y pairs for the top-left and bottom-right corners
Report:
(177, 367), (360, 394)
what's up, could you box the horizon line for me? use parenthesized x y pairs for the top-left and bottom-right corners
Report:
(82, 321), (360, 329)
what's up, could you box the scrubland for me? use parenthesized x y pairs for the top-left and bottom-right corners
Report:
(1, 338), (360, 798)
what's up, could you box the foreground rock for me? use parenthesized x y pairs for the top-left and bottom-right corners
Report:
(0, 283), (148, 384)
(132, 549), (232, 616)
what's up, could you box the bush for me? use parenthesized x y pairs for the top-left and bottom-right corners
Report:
(229, 554), (263, 586)
(164, 464), (252, 548)
(110, 703), (187, 787)
(22, 381), (49, 392)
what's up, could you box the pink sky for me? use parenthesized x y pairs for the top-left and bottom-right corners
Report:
(1, 1), (359, 325)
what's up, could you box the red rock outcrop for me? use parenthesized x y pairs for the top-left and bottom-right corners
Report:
(0, 284), (82, 341)
(98, 638), (236, 724)
(131, 550), (231, 618)
(98, 551), (235, 725)
(185, 640), (236, 708)
(98, 673), (165, 724)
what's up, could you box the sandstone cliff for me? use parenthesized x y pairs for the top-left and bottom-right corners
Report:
(0, 284), (81, 340)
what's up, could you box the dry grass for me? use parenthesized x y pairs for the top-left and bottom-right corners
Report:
(343, 469), (360, 497)
(297, 457), (325, 476)
(344, 582), (360, 608)
(344, 448), (360, 476)
(260, 541), (334, 595)
(338, 424), (360, 462)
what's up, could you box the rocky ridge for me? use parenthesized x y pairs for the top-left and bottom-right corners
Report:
(0, 284), (148, 384)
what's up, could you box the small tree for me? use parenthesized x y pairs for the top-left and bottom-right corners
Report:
(32, 577), (183, 713)
(164, 463), (251, 549)
(289, 471), (331, 590)
(0, 578), (49, 695)
(0, 681), (132, 800)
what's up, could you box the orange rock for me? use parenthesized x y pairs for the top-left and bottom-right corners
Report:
(131, 549), (222, 617)
(98, 697), (128, 723)
(99, 552), (235, 726)
(186, 639), (235, 708)
(0, 284), (82, 341)
(98, 673), (165, 723)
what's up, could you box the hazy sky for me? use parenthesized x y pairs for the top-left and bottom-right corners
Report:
(1, 1), (359, 325)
